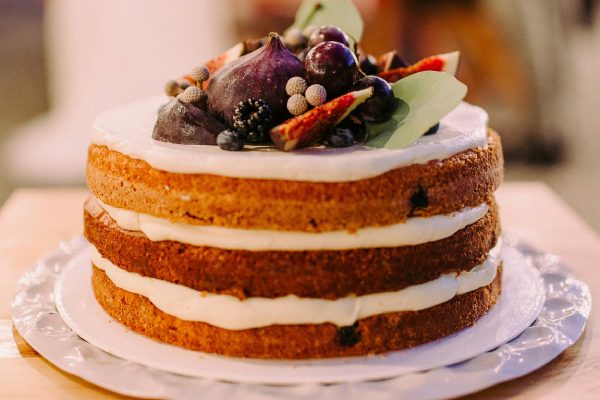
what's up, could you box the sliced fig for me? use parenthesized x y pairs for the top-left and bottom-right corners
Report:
(152, 98), (227, 145)
(378, 51), (460, 83)
(270, 87), (373, 151)
(206, 33), (304, 128)
(376, 50), (408, 72)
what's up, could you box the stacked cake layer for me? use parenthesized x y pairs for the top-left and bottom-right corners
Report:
(84, 98), (504, 359)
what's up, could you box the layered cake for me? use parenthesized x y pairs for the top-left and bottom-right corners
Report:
(84, 1), (503, 359)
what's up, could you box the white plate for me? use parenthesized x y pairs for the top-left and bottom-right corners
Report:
(53, 239), (544, 385)
(11, 237), (591, 400)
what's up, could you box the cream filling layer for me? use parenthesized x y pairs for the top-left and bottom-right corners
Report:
(96, 199), (489, 251)
(90, 240), (502, 329)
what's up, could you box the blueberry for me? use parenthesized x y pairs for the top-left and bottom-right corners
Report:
(337, 322), (361, 347)
(424, 123), (440, 136)
(217, 130), (245, 151)
(326, 127), (355, 148)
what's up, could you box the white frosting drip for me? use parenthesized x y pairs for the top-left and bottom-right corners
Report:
(91, 96), (489, 182)
(90, 241), (502, 329)
(97, 199), (489, 251)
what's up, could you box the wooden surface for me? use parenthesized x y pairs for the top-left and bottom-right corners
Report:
(0, 183), (598, 399)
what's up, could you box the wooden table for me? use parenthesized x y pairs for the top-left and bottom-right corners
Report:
(0, 183), (598, 399)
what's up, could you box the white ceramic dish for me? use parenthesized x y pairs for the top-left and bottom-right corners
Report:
(12, 237), (591, 399)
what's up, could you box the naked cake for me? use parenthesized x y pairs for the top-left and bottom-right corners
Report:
(84, 1), (504, 359)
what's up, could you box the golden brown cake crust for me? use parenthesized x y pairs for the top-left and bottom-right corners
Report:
(84, 196), (500, 299)
(86, 130), (503, 232)
(92, 265), (501, 359)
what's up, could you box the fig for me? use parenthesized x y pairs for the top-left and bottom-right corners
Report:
(152, 98), (227, 145)
(270, 87), (373, 151)
(376, 50), (408, 72)
(378, 51), (460, 83)
(206, 33), (304, 128)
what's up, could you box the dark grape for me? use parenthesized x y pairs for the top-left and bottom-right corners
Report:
(305, 41), (358, 98)
(351, 76), (395, 123)
(308, 25), (349, 48)
(359, 53), (379, 76)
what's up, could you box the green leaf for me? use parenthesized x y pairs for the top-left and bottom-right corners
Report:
(365, 72), (468, 149)
(287, 0), (363, 43)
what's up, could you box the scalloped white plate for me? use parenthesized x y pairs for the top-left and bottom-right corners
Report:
(12, 237), (591, 399)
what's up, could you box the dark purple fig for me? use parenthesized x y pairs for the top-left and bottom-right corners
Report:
(152, 98), (227, 145)
(206, 32), (304, 127)
(305, 41), (358, 98)
(351, 76), (395, 123)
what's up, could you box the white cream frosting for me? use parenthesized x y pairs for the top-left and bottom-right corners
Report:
(96, 199), (489, 251)
(91, 96), (489, 182)
(90, 240), (502, 329)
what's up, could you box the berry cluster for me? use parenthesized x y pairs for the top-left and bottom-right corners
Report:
(217, 98), (273, 151)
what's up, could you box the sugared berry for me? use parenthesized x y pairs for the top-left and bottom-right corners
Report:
(351, 76), (394, 123)
(326, 126), (355, 148)
(424, 123), (440, 136)
(190, 65), (210, 85)
(286, 76), (308, 96)
(232, 98), (272, 143)
(164, 80), (182, 97)
(177, 86), (205, 105)
(305, 84), (327, 106)
(305, 41), (358, 97)
(308, 25), (349, 48)
(217, 129), (245, 151)
(287, 94), (308, 116)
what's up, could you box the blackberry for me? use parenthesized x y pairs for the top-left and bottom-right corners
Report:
(233, 98), (272, 143)
(217, 130), (245, 151)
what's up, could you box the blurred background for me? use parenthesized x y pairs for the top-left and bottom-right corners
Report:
(0, 0), (598, 231)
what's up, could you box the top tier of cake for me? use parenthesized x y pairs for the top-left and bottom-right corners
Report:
(91, 96), (489, 182)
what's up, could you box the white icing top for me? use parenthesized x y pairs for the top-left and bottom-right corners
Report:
(91, 96), (489, 182)
(90, 240), (502, 329)
(97, 198), (488, 251)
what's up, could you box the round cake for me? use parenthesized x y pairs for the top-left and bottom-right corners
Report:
(85, 99), (503, 359)
(84, 2), (504, 359)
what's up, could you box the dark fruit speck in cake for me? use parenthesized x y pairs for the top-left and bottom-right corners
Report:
(411, 186), (429, 210)
(337, 322), (362, 347)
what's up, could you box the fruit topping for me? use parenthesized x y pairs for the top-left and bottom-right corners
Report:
(286, 76), (308, 96)
(378, 51), (460, 83)
(153, 98), (227, 145)
(177, 86), (206, 108)
(351, 76), (394, 123)
(325, 126), (354, 148)
(164, 80), (183, 97)
(302, 25), (318, 38)
(270, 87), (373, 151)
(307, 25), (349, 48)
(424, 123), (440, 136)
(377, 50), (408, 72)
(284, 27), (308, 52)
(206, 33), (304, 127)
(189, 65), (210, 86)
(232, 98), (272, 143)
(339, 114), (366, 143)
(217, 129), (245, 151)
(358, 53), (379, 76)
(305, 41), (358, 98)
(305, 84), (327, 106)
(287, 94), (309, 116)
